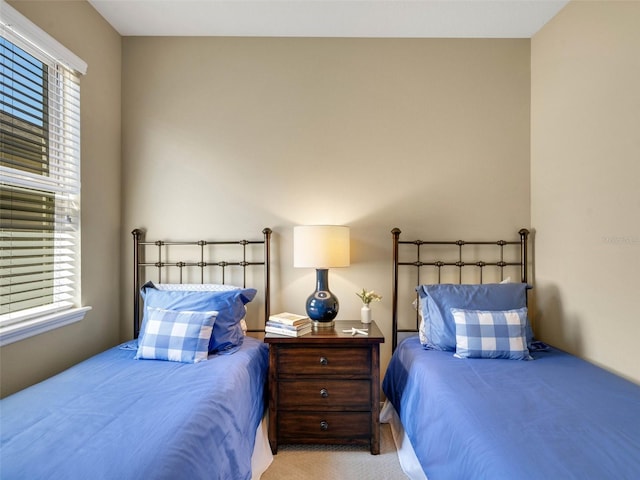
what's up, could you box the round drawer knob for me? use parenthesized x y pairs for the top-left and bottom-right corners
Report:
(320, 421), (329, 431)
(320, 388), (329, 398)
(319, 357), (328, 366)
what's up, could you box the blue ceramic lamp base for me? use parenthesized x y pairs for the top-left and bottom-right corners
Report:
(306, 269), (339, 328)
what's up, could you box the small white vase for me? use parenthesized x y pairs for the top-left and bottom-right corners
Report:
(360, 305), (372, 324)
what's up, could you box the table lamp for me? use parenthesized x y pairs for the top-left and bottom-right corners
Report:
(293, 225), (350, 327)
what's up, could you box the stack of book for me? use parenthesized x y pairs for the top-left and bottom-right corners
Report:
(265, 312), (312, 337)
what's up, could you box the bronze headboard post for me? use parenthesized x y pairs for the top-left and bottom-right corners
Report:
(262, 227), (272, 325)
(132, 228), (143, 338)
(519, 228), (529, 284)
(391, 227), (401, 353)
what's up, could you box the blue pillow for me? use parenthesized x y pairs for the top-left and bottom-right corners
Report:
(451, 307), (532, 361)
(416, 283), (532, 351)
(135, 306), (218, 363)
(141, 283), (257, 354)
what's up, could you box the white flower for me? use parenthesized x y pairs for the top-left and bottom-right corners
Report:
(356, 288), (382, 306)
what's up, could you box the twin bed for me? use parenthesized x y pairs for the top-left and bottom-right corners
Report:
(382, 228), (640, 479)
(1, 228), (273, 480)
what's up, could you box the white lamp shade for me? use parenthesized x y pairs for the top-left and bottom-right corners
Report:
(293, 225), (350, 269)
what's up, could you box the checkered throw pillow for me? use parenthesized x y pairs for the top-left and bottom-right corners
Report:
(451, 307), (532, 361)
(135, 306), (218, 363)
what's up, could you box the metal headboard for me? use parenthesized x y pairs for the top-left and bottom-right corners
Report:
(391, 227), (529, 351)
(131, 228), (272, 339)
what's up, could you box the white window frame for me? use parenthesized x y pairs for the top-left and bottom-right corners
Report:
(0, 1), (90, 346)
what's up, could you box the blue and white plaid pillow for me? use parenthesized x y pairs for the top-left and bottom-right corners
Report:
(135, 306), (218, 363)
(451, 307), (532, 361)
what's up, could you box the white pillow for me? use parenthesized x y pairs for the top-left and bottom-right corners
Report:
(413, 298), (428, 345)
(155, 283), (241, 292)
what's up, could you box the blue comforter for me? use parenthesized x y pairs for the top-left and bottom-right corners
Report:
(0, 336), (268, 480)
(383, 336), (640, 480)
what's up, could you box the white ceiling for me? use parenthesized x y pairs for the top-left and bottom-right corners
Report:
(88, 0), (569, 38)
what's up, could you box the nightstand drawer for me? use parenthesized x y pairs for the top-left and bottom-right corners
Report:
(278, 411), (371, 441)
(278, 379), (371, 409)
(278, 347), (370, 376)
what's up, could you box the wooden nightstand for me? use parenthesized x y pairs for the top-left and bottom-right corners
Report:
(264, 320), (385, 455)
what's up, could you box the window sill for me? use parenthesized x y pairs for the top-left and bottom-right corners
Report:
(0, 306), (92, 347)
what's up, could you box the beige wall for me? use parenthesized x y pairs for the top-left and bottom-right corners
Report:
(0, 5), (532, 396)
(121, 37), (531, 377)
(531, 1), (640, 383)
(1, 1), (122, 397)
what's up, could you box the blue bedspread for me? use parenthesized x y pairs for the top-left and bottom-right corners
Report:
(383, 336), (640, 480)
(0, 336), (268, 480)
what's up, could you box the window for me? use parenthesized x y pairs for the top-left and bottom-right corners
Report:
(0, 3), (89, 346)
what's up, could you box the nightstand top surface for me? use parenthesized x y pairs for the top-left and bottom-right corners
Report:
(264, 320), (384, 345)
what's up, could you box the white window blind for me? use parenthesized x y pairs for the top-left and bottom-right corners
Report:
(1, 2), (89, 341)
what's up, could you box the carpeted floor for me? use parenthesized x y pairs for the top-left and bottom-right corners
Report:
(261, 423), (409, 480)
